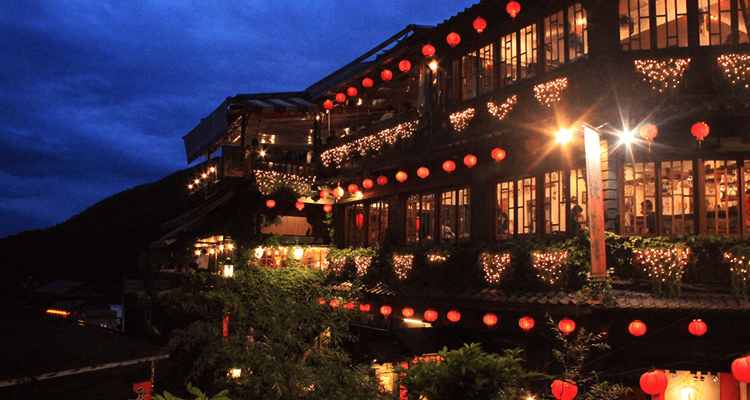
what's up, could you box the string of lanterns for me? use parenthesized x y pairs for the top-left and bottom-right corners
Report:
(634, 59), (691, 92)
(534, 77), (568, 106)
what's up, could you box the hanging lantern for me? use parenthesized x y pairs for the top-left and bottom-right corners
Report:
(323, 204), (333, 212)
(347, 87), (358, 97)
(344, 301), (355, 310)
(417, 167), (430, 178)
(731, 355), (750, 382)
(506, 1), (521, 18)
(473, 16), (487, 33)
(422, 44), (436, 58)
(424, 309), (438, 322)
(640, 124), (658, 151)
(377, 175), (388, 185)
(396, 171), (408, 182)
(381, 69), (393, 81)
(348, 184), (359, 194)
(443, 160), (456, 173)
(640, 370), (668, 395)
(356, 213), (364, 227)
(333, 186), (345, 199)
(447, 310), (461, 322)
(323, 99), (334, 110)
(491, 148), (507, 161)
(628, 320), (647, 337)
(399, 59), (412, 72)
(519, 316), (535, 331)
(691, 122), (710, 149)
(688, 319), (707, 336)
(558, 318), (576, 334)
(380, 305), (392, 316)
(463, 154), (477, 168)
(359, 303), (371, 312)
(320, 190), (329, 199)
(362, 179), (374, 189)
(335, 93), (346, 103)
(329, 299), (340, 308)
(551, 380), (578, 400)
(295, 201), (305, 211)
(446, 32), (461, 47)
(483, 313), (498, 326)
(266, 199), (276, 208)
(402, 307), (415, 318)
(362, 77), (374, 88)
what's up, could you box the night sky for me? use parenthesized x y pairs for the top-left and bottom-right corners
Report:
(0, 0), (479, 238)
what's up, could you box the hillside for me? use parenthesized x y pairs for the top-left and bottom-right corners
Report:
(0, 165), (201, 301)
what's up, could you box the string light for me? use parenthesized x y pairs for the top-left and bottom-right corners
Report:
(254, 170), (315, 196)
(634, 59), (691, 92)
(481, 253), (511, 283)
(532, 251), (569, 286)
(534, 78), (568, 106)
(393, 254), (414, 279)
(427, 253), (448, 264)
(320, 120), (419, 168)
(449, 108), (475, 131)
(355, 256), (372, 276)
(633, 247), (690, 296)
(487, 95), (517, 121)
(186, 164), (220, 192)
(329, 257), (347, 275)
(724, 252), (750, 295)
(718, 54), (750, 89)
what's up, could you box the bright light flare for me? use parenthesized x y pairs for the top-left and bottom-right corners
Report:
(429, 60), (438, 71)
(555, 129), (574, 144)
(619, 130), (636, 145)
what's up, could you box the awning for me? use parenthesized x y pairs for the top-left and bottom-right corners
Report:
(183, 99), (229, 164)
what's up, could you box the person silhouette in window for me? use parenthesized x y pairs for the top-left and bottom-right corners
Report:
(641, 200), (656, 234)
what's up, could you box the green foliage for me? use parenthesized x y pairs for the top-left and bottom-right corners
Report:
(397, 343), (535, 400)
(727, 242), (750, 298)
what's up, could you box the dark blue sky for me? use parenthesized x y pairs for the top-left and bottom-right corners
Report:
(0, 0), (479, 238)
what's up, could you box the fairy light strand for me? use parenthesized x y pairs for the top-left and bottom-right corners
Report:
(254, 170), (315, 196)
(354, 256), (372, 276)
(329, 257), (347, 275)
(393, 254), (414, 280)
(427, 254), (448, 264)
(487, 95), (517, 121)
(718, 54), (750, 89)
(532, 251), (569, 286)
(723, 252), (750, 296)
(633, 247), (690, 296)
(480, 253), (511, 283)
(634, 59), (691, 92)
(534, 78), (568, 106)
(449, 108), (475, 132)
(320, 120), (419, 168)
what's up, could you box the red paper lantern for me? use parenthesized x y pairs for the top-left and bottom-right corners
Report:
(443, 160), (456, 173)
(483, 313), (498, 326)
(424, 309), (438, 322)
(474, 16), (487, 33)
(691, 122), (710, 142)
(347, 87), (358, 97)
(422, 44), (436, 58)
(463, 154), (477, 168)
(266, 199), (276, 208)
(295, 201), (305, 211)
(396, 171), (408, 182)
(399, 59), (412, 72)
(628, 320), (647, 336)
(506, 1), (521, 18)
(731, 355), (750, 382)
(335, 93), (346, 103)
(348, 184), (359, 194)
(320, 190), (329, 199)
(359, 303), (371, 312)
(689, 319), (707, 336)
(362, 179), (374, 189)
(333, 186), (345, 199)
(323, 99), (334, 110)
(323, 204), (333, 213)
(491, 148), (506, 161)
(362, 77), (374, 88)
(329, 299), (340, 308)
(640, 124), (658, 150)
(558, 318), (576, 334)
(356, 213), (364, 227)
(447, 310), (461, 322)
(417, 167), (429, 178)
(519, 316), (535, 331)
(446, 32), (461, 47)
(377, 175), (388, 185)
(381, 69), (393, 81)
(344, 301), (355, 310)
(551, 379), (578, 400)
(402, 307), (415, 318)
(380, 305), (392, 316)
(640, 370), (668, 395)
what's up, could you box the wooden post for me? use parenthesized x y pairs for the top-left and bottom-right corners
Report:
(584, 125), (607, 280)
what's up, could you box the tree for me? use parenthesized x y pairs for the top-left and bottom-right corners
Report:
(152, 265), (389, 400)
(397, 343), (535, 400)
